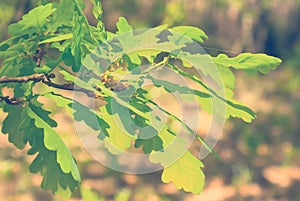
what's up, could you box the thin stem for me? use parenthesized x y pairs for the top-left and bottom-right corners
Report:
(0, 73), (100, 99)
(0, 96), (25, 105)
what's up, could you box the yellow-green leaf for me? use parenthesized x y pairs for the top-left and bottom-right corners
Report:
(150, 127), (205, 194)
(212, 53), (282, 74)
(161, 151), (205, 194)
(39, 34), (73, 44)
(100, 107), (136, 154)
(171, 26), (208, 43)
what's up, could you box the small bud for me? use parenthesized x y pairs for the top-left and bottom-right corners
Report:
(48, 73), (55, 79)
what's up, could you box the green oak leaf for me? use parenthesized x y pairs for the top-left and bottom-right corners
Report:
(34, 65), (52, 74)
(116, 17), (133, 34)
(150, 127), (205, 194)
(48, 0), (75, 33)
(72, 101), (110, 137)
(8, 4), (56, 36)
(161, 151), (205, 194)
(62, 46), (77, 68)
(90, 0), (104, 22)
(223, 98), (257, 122)
(100, 106), (136, 154)
(71, 12), (84, 72)
(212, 53), (282, 74)
(60, 69), (96, 91)
(216, 65), (236, 90)
(39, 34), (73, 44)
(2, 103), (80, 198)
(134, 126), (163, 154)
(2, 105), (28, 149)
(170, 26), (208, 43)
(0, 49), (36, 80)
(89, 0), (107, 42)
(0, 91), (3, 107)
(29, 98), (58, 127)
(167, 62), (256, 122)
(43, 93), (134, 155)
(27, 105), (80, 181)
(150, 76), (211, 98)
(29, 145), (78, 199)
(42, 92), (110, 137)
(134, 136), (163, 154)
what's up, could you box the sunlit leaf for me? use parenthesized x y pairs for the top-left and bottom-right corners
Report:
(213, 53), (282, 74)
(71, 12), (84, 72)
(171, 26), (208, 43)
(2, 103), (80, 199)
(27, 105), (80, 181)
(39, 34), (73, 44)
(48, 0), (75, 33)
(100, 106), (136, 154)
(116, 17), (133, 34)
(150, 127), (205, 194)
(8, 4), (56, 35)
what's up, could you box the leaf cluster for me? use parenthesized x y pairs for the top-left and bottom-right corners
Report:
(0, 0), (282, 198)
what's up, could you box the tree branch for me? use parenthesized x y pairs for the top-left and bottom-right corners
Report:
(0, 96), (25, 105)
(0, 73), (100, 99)
(0, 74), (46, 83)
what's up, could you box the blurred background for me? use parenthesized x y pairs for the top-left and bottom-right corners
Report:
(0, 0), (299, 200)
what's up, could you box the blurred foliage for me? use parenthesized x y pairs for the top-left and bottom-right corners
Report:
(0, 0), (299, 200)
(102, 0), (300, 57)
(0, 0), (39, 39)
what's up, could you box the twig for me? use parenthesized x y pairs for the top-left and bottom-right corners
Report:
(0, 96), (25, 105)
(0, 73), (100, 101)
(42, 79), (97, 97)
(0, 74), (46, 83)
